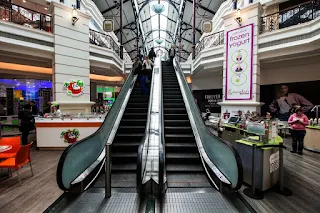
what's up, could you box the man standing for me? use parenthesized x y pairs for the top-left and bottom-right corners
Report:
(168, 45), (176, 65)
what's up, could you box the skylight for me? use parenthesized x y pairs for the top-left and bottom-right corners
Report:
(149, 1), (169, 55)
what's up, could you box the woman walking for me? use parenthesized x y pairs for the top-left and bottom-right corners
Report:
(288, 107), (309, 155)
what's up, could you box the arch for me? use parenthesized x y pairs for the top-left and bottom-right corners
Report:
(143, 29), (175, 43)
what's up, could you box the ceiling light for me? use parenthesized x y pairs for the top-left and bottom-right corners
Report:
(44, 7), (48, 10)
(23, 0), (26, 2)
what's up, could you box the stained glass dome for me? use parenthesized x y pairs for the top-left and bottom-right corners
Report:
(155, 39), (163, 45)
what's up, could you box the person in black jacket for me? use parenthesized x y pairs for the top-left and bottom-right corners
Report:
(168, 45), (176, 65)
(148, 47), (156, 62)
(18, 104), (33, 145)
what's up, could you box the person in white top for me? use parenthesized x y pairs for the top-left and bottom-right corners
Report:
(142, 56), (154, 70)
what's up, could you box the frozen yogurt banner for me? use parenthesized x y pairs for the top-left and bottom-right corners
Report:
(226, 24), (254, 100)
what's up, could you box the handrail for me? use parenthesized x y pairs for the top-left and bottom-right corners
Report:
(56, 70), (137, 191)
(137, 59), (156, 191)
(260, 0), (320, 33)
(195, 30), (224, 57)
(173, 58), (243, 190)
(137, 58), (164, 191)
(89, 29), (120, 55)
(0, 0), (52, 33)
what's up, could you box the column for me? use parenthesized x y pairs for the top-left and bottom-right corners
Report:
(50, 2), (94, 113)
(219, 2), (263, 119)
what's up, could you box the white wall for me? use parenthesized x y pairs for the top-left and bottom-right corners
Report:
(192, 74), (223, 90)
(260, 55), (320, 85)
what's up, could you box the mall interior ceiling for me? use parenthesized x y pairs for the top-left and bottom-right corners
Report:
(93, 0), (225, 60)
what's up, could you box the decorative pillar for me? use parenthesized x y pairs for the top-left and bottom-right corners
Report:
(219, 2), (263, 120)
(50, 2), (94, 113)
(120, 0), (124, 59)
(192, 0), (196, 60)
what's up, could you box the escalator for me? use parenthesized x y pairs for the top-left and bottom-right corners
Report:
(92, 84), (149, 188)
(45, 70), (152, 213)
(162, 63), (210, 188)
(157, 60), (255, 213)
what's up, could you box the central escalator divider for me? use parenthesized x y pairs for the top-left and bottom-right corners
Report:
(162, 62), (211, 188)
(111, 83), (149, 188)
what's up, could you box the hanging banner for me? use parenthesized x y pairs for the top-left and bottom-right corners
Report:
(225, 24), (254, 100)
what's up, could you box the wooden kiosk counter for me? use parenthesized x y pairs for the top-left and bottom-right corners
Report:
(35, 116), (104, 149)
(304, 126), (320, 153)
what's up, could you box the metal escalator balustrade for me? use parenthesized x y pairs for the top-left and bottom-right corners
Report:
(172, 58), (243, 190)
(137, 57), (165, 192)
(56, 70), (137, 191)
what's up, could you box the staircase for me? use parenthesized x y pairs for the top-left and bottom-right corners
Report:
(162, 62), (211, 188)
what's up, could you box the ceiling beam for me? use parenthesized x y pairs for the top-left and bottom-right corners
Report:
(101, 0), (131, 14)
(186, 0), (216, 15)
(181, 36), (193, 44)
(123, 37), (137, 45)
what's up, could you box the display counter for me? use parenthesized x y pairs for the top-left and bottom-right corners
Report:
(35, 116), (105, 150)
(221, 123), (283, 191)
(236, 136), (283, 191)
(304, 126), (320, 153)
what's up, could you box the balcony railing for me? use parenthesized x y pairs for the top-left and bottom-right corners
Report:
(195, 30), (224, 56)
(0, 0), (52, 33)
(261, 0), (320, 33)
(89, 29), (120, 56)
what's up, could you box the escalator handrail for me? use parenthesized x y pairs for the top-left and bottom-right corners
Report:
(159, 59), (165, 192)
(57, 70), (137, 191)
(173, 58), (243, 190)
(137, 59), (158, 190)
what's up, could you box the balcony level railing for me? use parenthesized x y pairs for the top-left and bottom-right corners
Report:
(195, 30), (224, 57)
(261, 0), (320, 33)
(0, 0), (52, 33)
(89, 29), (120, 56)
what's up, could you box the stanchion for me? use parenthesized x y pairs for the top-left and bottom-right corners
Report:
(105, 145), (111, 198)
(273, 146), (293, 196)
(243, 144), (264, 199)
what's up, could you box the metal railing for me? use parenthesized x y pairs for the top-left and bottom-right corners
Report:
(195, 30), (224, 56)
(89, 29), (120, 56)
(0, 0), (52, 33)
(261, 0), (320, 33)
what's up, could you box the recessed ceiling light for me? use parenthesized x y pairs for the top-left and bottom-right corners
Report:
(23, 0), (26, 2)
(44, 7), (48, 10)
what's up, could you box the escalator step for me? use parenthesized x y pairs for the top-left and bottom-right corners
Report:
(165, 134), (195, 143)
(126, 103), (149, 108)
(164, 103), (185, 107)
(112, 163), (137, 171)
(163, 91), (182, 95)
(166, 152), (199, 159)
(125, 108), (148, 113)
(166, 164), (204, 172)
(114, 133), (144, 142)
(164, 108), (187, 114)
(122, 113), (147, 119)
(163, 95), (183, 99)
(120, 119), (147, 126)
(164, 114), (189, 120)
(163, 99), (183, 103)
(164, 120), (190, 126)
(165, 126), (193, 134)
(112, 152), (138, 158)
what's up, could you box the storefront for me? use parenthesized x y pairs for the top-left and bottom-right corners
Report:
(0, 78), (52, 116)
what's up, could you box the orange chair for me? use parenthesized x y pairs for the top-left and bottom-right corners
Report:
(0, 142), (33, 185)
(0, 136), (21, 159)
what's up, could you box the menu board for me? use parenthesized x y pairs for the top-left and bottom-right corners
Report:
(6, 88), (14, 115)
(42, 89), (51, 114)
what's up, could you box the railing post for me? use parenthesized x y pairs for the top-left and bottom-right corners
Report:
(40, 14), (42, 30)
(105, 145), (111, 198)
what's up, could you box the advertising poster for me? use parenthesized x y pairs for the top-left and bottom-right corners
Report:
(193, 89), (222, 113)
(226, 24), (254, 100)
(260, 80), (320, 117)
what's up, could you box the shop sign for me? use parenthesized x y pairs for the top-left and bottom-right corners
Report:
(63, 80), (85, 96)
(61, 129), (80, 144)
(225, 24), (254, 100)
(269, 151), (279, 173)
(193, 89), (222, 113)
